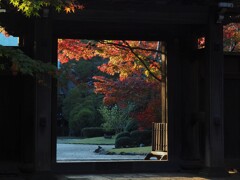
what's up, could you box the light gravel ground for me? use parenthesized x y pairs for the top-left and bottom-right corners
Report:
(56, 139), (240, 179)
(57, 144), (146, 161)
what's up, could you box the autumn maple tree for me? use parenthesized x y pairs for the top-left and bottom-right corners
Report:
(58, 39), (165, 129)
(92, 76), (162, 129)
(0, 0), (84, 16)
(58, 40), (164, 81)
(223, 23), (240, 52)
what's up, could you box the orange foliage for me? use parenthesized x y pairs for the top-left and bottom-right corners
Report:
(64, 0), (84, 13)
(58, 39), (96, 63)
(58, 39), (162, 81)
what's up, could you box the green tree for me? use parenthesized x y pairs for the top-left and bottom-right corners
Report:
(62, 85), (103, 135)
(0, 44), (56, 76)
(98, 104), (135, 134)
(68, 107), (95, 136)
(0, 0), (83, 76)
(58, 58), (106, 90)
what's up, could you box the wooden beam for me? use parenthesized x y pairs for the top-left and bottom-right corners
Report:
(52, 6), (209, 25)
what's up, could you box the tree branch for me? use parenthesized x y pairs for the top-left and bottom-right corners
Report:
(99, 40), (162, 72)
(123, 41), (162, 83)
(98, 40), (166, 55)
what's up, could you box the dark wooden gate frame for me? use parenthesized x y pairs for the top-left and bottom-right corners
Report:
(50, 33), (177, 174)
(29, 2), (226, 174)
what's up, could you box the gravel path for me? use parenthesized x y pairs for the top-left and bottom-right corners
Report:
(57, 144), (146, 161)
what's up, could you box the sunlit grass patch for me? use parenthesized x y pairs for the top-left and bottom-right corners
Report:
(108, 146), (151, 155)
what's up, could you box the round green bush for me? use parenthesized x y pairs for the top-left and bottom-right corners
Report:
(68, 107), (96, 136)
(130, 130), (152, 146)
(81, 127), (104, 138)
(115, 137), (133, 148)
(115, 131), (130, 140)
(124, 120), (139, 132)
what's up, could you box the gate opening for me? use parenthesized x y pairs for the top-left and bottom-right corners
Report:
(56, 39), (168, 162)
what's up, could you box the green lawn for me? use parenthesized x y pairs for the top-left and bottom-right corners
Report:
(57, 136), (116, 145)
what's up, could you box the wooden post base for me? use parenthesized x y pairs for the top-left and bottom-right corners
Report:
(144, 151), (168, 160)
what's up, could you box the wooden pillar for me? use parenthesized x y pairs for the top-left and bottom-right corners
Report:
(167, 38), (182, 165)
(160, 42), (168, 124)
(203, 8), (225, 175)
(34, 17), (53, 171)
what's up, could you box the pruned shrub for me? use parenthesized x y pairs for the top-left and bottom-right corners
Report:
(115, 137), (133, 148)
(115, 131), (130, 140)
(81, 127), (104, 138)
(130, 130), (152, 146)
(68, 107), (96, 136)
(124, 120), (139, 132)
